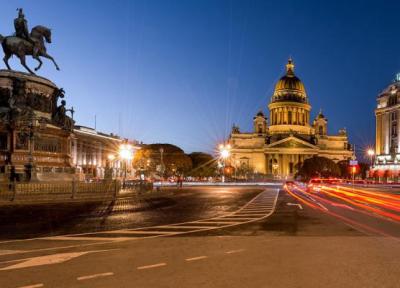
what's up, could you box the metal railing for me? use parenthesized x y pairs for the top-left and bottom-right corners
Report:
(0, 180), (122, 203)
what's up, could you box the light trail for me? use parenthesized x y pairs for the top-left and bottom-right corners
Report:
(285, 185), (398, 238)
(320, 186), (400, 221)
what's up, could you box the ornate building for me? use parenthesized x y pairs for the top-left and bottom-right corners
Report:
(372, 73), (400, 178)
(229, 59), (353, 178)
(0, 70), (138, 182)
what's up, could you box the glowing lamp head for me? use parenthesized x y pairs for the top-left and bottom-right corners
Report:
(220, 148), (230, 159)
(119, 143), (134, 160)
(107, 154), (115, 161)
(367, 149), (375, 157)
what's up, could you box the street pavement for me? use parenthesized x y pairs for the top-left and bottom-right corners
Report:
(0, 184), (399, 288)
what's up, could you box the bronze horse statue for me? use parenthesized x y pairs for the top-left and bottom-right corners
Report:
(0, 25), (60, 75)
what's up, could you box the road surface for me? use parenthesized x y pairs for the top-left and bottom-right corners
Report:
(0, 184), (399, 288)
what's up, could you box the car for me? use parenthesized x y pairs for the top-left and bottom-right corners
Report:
(306, 179), (323, 193)
(285, 181), (295, 186)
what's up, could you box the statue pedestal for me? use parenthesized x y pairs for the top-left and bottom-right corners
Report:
(0, 70), (73, 182)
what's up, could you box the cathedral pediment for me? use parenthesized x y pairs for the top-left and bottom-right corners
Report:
(266, 136), (317, 149)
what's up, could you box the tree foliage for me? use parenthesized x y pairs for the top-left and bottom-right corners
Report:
(133, 143), (192, 176)
(297, 156), (341, 180)
(188, 152), (217, 177)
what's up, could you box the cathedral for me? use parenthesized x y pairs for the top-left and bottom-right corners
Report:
(229, 59), (353, 178)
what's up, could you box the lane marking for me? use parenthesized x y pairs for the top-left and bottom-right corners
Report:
(0, 250), (25, 256)
(0, 189), (280, 257)
(137, 262), (167, 270)
(225, 249), (245, 254)
(185, 256), (208, 262)
(287, 203), (303, 210)
(17, 284), (44, 288)
(0, 249), (117, 271)
(0, 251), (89, 271)
(194, 221), (241, 224)
(42, 236), (131, 241)
(163, 225), (216, 229)
(77, 272), (114, 281)
(100, 230), (176, 235)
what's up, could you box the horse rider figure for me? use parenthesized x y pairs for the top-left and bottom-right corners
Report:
(14, 8), (38, 58)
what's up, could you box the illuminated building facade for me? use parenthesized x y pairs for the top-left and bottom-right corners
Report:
(372, 73), (400, 179)
(229, 59), (353, 178)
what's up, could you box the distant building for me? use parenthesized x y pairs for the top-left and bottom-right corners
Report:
(229, 59), (353, 178)
(72, 126), (139, 181)
(372, 73), (400, 179)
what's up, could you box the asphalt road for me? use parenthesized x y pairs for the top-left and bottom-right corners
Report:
(0, 184), (399, 288)
(0, 186), (263, 240)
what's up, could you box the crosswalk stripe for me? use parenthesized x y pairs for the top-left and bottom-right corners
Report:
(103, 230), (177, 235)
(43, 236), (130, 241)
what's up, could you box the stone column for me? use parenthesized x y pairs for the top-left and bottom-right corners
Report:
(376, 113), (382, 155)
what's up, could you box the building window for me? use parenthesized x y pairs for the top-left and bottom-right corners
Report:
(289, 162), (294, 174)
(318, 126), (323, 135)
(288, 111), (292, 124)
(258, 124), (263, 134)
(389, 95), (398, 106)
(0, 133), (7, 150)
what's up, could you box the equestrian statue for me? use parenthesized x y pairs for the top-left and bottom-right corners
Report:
(0, 8), (60, 75)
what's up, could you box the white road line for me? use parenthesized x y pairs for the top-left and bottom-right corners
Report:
(137, 262), (167, 270)
(0, 189), (279, 258)
(102, 230), (177, 235)
(225, 249), (245, 254)
(42, 236), (130, 241)
(195, 221), (241, 224)
(17, 284), (44, 288)
(161, 225), (216, 229)
(0, 249), (25, 256)
(185, 256), (208, 262)
(77, 272), (114, 281)
(233, 214), (266, 217)
(220, 217), (258, 220)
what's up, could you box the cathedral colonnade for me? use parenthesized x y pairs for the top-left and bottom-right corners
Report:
(265, 153), (314, 177)
(269, 106), (310, 126)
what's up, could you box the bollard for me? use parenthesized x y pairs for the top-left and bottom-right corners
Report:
(71, 179), (76, 199)
(10, 179), (16, 201)
(113, 180), (118, 200)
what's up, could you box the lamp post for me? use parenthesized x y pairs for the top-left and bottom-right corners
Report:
(367, 149), (375, 167)
(218, 143), (231, 183)
(119, 142), (134, 189)
(107, 153), (115, 179)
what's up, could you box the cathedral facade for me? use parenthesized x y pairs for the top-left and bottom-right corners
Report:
(229, 59), (353, 178)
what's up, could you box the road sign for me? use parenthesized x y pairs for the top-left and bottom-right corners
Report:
(349, 160), (358, 166)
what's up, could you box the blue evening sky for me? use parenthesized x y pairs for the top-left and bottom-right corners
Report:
(1, 0), (399, 156)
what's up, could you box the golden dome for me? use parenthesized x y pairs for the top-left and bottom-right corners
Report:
(272, 58), (308, 103)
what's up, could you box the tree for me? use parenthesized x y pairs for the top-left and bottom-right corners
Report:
(235, 163), (254, 179)
(337, 160), (350, 179)
(297, 156), (341, 180)
(188, 152), (217, 177)
(133, 144), (192, 177)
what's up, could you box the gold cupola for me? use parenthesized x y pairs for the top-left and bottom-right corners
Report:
(272, 58), (308, 104)
(268, 58), (313, 135)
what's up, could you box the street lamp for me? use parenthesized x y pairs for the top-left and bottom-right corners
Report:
(218, 143), (231, 183)
(367, 149), (375, 167)
(119, 143), (134, 188)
